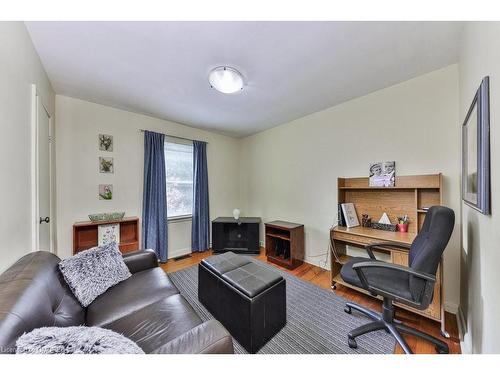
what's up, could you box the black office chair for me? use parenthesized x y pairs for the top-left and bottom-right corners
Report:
(340, 206), (455, 354)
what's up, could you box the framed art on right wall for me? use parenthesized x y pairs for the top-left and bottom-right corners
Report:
(462, 76), (491, 214)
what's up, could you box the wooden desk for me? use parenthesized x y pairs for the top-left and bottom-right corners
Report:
(331, 174), (447, 336)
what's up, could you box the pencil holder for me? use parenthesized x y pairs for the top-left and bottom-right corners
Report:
(397, 223), (409, 233)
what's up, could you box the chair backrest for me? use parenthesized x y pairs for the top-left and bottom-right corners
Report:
(408, 206), (455, 303)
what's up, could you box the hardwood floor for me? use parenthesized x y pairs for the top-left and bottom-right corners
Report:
(160, 248), (461, 354)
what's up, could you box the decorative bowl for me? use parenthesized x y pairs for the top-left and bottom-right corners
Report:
(88, 212), (125, 222)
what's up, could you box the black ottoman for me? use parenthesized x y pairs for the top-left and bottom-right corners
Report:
(198, 252), (286, 353)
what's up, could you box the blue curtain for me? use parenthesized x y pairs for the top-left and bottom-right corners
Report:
(142, 131), (168, 262)
(191, 141), (210, 252)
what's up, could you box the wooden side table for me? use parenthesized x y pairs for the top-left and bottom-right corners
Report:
(265, 221), (304, 270)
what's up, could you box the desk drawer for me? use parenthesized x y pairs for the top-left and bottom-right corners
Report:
(332, 232), (380, 246)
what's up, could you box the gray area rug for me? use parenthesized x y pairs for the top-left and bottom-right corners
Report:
(169, 258), (395, 354)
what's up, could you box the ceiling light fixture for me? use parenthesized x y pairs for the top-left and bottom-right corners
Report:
(208, 66), (244, 94)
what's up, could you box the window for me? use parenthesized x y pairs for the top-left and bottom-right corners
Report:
(165, 140), (193, 218)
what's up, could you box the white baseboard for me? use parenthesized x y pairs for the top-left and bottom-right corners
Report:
(303, 255), (330, 270)
(168, 247), (191, 260)
(457, 305), (470, 354)
(444, 302), (459, 314)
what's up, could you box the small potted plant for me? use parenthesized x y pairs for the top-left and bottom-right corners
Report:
(397, 215), (409, 233)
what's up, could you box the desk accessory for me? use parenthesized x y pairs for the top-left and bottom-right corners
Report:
(361, 214), (372, 227)
(397, 215), (410, 232)
(341, 203), (359, 228)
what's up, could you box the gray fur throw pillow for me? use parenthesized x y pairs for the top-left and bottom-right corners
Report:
(16, 326), (144, 354)
(59, 242), (131, 307)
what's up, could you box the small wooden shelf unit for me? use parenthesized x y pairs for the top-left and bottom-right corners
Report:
(73, 216), (140, 255)
(265, 221), (304, 270)
(331, 174), (447, 333)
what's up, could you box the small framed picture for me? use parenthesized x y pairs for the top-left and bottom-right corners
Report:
(99, 184), (113, 200)
(369, 161), (396, 187)
(99, 134), (113, 151)
(99, 157), (114, 173)
(98, 223), (120, 246)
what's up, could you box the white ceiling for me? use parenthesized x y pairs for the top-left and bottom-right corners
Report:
(25, 22), (462, 137)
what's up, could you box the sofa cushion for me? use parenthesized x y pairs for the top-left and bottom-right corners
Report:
(0, 252), (85, 354)
(201, 251), (252, 276)
(59, 242), (131, 307)
(340, 257), (413, 301)
(151, 320), (234, 354)
(86, 267), (179, 327)
(221, 262), (283, 298)
(103, 294), (202, 353)
(16, 326), (144, 354)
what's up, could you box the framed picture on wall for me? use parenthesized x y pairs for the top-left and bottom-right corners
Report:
(462, 76), (490, 214)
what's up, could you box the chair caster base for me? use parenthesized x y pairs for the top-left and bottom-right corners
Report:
(348, 337), (357, 349)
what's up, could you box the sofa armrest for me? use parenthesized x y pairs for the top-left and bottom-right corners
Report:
(122, 249), (158, 274)
(151, 320), (234, 354)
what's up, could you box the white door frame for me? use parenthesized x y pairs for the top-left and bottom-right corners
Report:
(31, 84), (54, 253)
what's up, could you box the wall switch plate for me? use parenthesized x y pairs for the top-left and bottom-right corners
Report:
(259, 240), (264, 247)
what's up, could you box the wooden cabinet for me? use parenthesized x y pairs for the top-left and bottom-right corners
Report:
(73, 217), (140, 254)
(265, 221), (304, 270)
(331, 173), (447, 333)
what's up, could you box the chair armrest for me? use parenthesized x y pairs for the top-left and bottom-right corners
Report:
(364, 242), (411, 259)
(151, 320), (234, 354)
(352, 261), (436, 308)
(122, 249), (159, 274)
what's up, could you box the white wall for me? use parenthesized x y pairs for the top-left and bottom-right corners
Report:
(459, 22), (500, 354)
(240, 65), (461, 311)
(0, 22), (55, 272)
(55, 95), (241, 260)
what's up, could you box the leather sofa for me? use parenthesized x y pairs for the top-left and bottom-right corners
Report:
(0, 250), (233, 354)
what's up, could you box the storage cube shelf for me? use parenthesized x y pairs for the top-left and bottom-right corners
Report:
(265, 221), (304, 270)
(72, 217), (139, 254)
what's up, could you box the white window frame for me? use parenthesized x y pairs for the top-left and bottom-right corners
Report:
(164, 136), (194, 222)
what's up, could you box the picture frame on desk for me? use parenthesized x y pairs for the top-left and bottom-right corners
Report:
(341, 203), (359, 228)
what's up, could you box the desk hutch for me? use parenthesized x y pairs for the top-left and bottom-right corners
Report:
(330, 174), (448, 336)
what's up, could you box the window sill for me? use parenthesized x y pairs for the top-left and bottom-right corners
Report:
(167, 215), (192, 223)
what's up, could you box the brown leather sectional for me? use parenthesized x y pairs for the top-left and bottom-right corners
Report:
(0, 250), (233, 354)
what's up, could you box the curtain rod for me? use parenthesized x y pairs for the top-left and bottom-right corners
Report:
(139, 129), (208, 144)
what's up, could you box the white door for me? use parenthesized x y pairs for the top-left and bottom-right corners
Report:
(36, 95), (52, 252)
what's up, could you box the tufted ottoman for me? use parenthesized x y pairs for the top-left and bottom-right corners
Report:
(198, 252), (286, 353)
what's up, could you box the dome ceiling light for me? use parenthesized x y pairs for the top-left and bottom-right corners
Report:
(208, 66), (244, 94)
